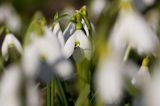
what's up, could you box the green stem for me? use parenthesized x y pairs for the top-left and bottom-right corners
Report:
(47, 85), (51, 106)
(51, 80), (55, 106)
(56, 77), (68, 106)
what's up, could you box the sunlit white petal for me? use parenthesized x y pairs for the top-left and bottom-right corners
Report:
(82, 19), (89, 37)
(63, 33), (76, 58)
(0, 65), (21, 106)
(26, 81), (40, 106)
(96, 56), (123, 104)
(144, 67), (160, 106)
(22, 44), (40, 78)
(76, 30), (91, 60)
(53, 23), (65, 47)
(6, 14), (21, 33)
(90, 0), (106, 18)
(131, 66), (151, 89)
(54, 60), (73, 80)
(2, 33), (22, 61)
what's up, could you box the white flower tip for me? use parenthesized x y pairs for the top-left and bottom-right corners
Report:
(55, 60), (73, 80)
(1, 33), (23, 60)
(0, 64), (21, 106)
(131, 66), (151, 89)
(96, 57), (123, 104)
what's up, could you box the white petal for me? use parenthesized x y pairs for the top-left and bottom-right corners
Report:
(35, 37), (62, 64)
(144, 68), (160, 106)
(53, 23), (65, 47)
(0, 8), (5, 22)
(45, 27), (61, 48)
(11, 34), (23, 54)
(22, 44), (40, 78)
(75, 30), (92, 60)
(96, 56), (123, 104)
(6, 14), (21, 33)
(131, 66), (151, 89)
(54, 60), (73, 80)
(109, 10), (159, 55)
(58, 34), (65, 47)
(1, 35), (10, 60)
(63, 22), (76, 41)
(81, 19), (89, 37)
(90, 0), (106, 18)
(1, 33), (22, 61)
(63, 33), (76, 58)
(26, 81), (40, 106)
(0, 65), (21, 106)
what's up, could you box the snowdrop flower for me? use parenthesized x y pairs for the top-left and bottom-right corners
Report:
(0, 64), (21, 106)
(22, 27), (73, 80)
(52, 22), (65, 47)
(2, 33), (23, 61)
(0, 3), (21, 33)
(131, 58), (151, 89)
(63, 23), (91, 62)
(96, 54), (123, 105)
(109, 0), (159, 56)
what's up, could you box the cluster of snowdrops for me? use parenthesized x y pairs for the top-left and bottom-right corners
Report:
(0, 0), (160, 106)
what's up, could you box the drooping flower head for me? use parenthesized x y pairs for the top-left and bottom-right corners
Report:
(2, 32), (22, 61)
(109, 0), (159, 56)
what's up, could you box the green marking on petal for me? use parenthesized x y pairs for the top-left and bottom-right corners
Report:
(142, 57), (149, 67)
(75, 41), (80, 47)
(9, 43), (14, 48)
(119, 0), (133, 11)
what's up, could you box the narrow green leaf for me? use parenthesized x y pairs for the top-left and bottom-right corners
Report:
(75, 84), (90, 106)
(55, 77), (68, 106)
(47, 85), (51, 106)
(51, 80), (55, 106)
